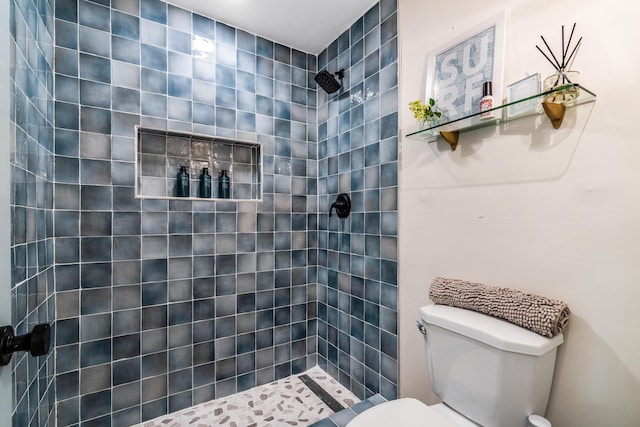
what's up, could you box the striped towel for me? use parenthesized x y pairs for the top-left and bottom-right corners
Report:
(429, 277), (570, 338)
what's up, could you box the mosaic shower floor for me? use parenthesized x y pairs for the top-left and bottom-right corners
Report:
(135, 366), (359, 427)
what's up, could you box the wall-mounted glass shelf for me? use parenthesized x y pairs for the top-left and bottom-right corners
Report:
(405, 84), (596, 150)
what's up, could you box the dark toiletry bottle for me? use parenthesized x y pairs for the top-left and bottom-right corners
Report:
(479, 81), (494, 119)
(177, 166), (190, 197)
(218, 170), (230, 199)
(199, 167), (211, 198)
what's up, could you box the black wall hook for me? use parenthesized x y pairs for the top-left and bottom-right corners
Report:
(0, 323), (51, 366)
(329, 193), (351, 218)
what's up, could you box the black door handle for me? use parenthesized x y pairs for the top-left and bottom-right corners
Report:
(0, 323), (51, 366)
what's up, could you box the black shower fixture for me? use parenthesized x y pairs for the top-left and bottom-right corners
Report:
(315, 69), (344, 94)
(329, 193), (351, 218)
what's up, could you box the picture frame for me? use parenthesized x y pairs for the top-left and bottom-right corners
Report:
(506, 73), (541, 119)
(425, 12), (506, 122)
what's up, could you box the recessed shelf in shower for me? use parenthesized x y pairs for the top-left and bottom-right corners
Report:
(135, 126), (263, 201)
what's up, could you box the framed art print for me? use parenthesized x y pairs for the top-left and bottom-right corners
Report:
(425, 13), (506, 122)
(506, 74), (541, 118)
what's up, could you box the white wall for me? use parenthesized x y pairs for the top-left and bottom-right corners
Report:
(398, 0), (640, 426)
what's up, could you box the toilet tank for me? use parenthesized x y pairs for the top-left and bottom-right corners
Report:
(420, 304), (564, 427)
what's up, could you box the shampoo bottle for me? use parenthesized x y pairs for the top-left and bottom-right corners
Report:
(199, 167), (211, 198)
(218, 170), (230, 199)
(177, 166), (190, 197)
(479, 81), (494, 120)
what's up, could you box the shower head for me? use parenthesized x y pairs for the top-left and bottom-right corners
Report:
(315, 69), (344, 94)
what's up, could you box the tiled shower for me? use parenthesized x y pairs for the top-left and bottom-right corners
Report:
(9, 0), (398, 425)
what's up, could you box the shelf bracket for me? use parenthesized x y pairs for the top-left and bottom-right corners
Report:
(439, 131), (459, 151)
(542, 102), (566, 129)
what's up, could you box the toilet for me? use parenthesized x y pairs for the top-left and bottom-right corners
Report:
(348, 304), (564, 427)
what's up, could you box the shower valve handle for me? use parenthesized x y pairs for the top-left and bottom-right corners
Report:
(329, 193), (351, 218)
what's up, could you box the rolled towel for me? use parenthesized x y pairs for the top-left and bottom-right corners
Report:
(429, 277), (570, 338)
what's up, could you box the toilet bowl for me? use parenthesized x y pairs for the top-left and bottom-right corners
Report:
(346, 398), (477, 427)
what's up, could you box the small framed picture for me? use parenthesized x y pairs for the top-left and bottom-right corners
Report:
(425, 12), (506, 122)
(506, 74), (541, 118)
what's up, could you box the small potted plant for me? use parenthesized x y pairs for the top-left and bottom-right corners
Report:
(409, 98), (442, 129)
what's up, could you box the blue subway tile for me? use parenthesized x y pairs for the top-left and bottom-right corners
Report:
(216, 64), (236, 88)
(215, 106), (236, 130)
(56, 0), (78, 23)
(215, 85), (235, 109)
(380, 38), (397, 70)
(55, 47), (78, 76)
(141, 43), (167, 71)
(216, 22), (235, 46)
(79, 53), (111, 83)
(192, 13), (215, 39)
(380, 13), (397, 46)
(256, 56), (273, 78)
(380, 162), (397, 187)
(112, 10), (140, 40)
(364, 5), (379, 34)
(271, 44), (289, 65)
(168, 28), (191, 54)
(112, 86), (140, 113)
(140, 20), (165, 50)
(80, 106), (111, 134)
(79, 0), (110, 32)
(237, 111), (256, 132)
(80, 339), (112, 368)
(80, 79), (110, 108)
(112, 35), (141, 64)
(192, 58), (215, 82)
(168, 4), (191, 32)
(168, 97), (192, 121)
(56, 19), (78, 49)
(168, 74), (192, 98)
(237, 29), (255, 53)
(256, 37), (273, 59)
(80, 390), (112, 421)
(55, 101), (79, 130)
(141, 67), (167, 94)
(141, 0), (167, 25)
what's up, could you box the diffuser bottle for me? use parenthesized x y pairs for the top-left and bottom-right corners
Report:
(176, 166), (190, 197)
(199, 167), (211, 198)
(218, 170), (230, 199)
(479, 81), (494, 120)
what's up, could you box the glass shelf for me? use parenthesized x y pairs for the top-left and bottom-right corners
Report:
(405, 84), (597, 144)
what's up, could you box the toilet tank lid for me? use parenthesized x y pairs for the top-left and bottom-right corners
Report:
(419, 304), (564, 356)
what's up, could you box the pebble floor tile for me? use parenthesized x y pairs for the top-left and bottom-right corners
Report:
(135, 366), (359, 427)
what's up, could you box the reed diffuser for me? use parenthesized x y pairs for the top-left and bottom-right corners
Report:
(536, 23), (582, 103)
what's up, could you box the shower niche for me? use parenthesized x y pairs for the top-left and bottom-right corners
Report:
(135, 127), (263, 201)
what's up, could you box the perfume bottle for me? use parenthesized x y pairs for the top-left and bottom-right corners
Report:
(479, 81), (494, 120)
(199, 167), (211, 198)
(176, 166), (189, 197)
(218, 170), (230, 199)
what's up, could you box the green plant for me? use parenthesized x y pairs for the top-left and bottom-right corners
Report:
(409, 98), (442, 123)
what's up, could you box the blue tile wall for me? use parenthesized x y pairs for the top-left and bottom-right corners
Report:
(52, 0), (318, 425)
(8, 0), (398, 424)
(315, 0), (399, 401)
(10, 0), (57, 426)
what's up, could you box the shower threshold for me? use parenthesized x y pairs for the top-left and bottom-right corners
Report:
(134, 366), (359, 427)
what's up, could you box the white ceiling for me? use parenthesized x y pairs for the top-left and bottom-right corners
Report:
(165, 0), (379, 54)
